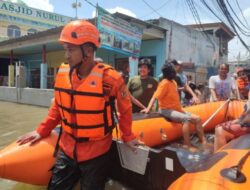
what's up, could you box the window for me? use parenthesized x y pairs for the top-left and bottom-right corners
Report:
(7, 25), (21, 38)
(27, 28), (37, 35)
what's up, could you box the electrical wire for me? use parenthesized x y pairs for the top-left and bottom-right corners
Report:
(200, 0), (250, 52)
(216, 0), (250, 52)
(139, 0), (172, 19)
(141, 0), (162, 17)
(82, 0), (96, 8)
(235, 0), (249, 28)
(185, 0), (216, 50)
(225, 0), (250, 33)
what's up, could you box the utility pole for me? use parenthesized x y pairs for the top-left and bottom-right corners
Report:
(72, 0), (81, 19)
(167, 21), (173, 60)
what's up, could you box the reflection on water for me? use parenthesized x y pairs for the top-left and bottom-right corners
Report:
(0, 101), (128, 190)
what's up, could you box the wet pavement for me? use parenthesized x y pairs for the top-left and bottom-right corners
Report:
(0, 101), (127, 190)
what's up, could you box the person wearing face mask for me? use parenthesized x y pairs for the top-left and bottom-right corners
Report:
(141, 60), (209, 152)
(17, 20), (140, 190)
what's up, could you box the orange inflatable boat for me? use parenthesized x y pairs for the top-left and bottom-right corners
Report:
(0, 100), (246, 188)
(168, 133), (250, 190)
(116, 100), (244, 146)
(0, 131), (57, 185)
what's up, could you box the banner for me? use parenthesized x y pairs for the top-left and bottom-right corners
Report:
(97, 6), (143, 57)
(0, 0), (73, 26)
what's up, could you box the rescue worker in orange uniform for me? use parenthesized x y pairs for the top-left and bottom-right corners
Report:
(17, 20), (140, 190)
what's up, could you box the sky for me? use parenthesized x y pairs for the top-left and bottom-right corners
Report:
(9, 0), (250, 61)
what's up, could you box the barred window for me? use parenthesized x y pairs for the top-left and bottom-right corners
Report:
(7, 25), (21, 38)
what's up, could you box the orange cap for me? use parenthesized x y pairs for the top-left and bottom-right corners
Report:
(59, 20), (100, 47)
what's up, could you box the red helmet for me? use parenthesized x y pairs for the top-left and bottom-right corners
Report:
(59, 20), (100, 47)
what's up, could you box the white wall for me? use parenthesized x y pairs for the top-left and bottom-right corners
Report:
(159, 18), (220, 67)
(0, 87), (53, 107)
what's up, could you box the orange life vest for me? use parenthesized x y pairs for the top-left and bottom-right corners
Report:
(54, 62), (116, 141)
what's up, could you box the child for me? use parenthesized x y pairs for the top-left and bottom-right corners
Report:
(141, 60), (209, 151)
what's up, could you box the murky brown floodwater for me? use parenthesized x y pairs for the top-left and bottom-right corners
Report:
(0, 101), (128, 190)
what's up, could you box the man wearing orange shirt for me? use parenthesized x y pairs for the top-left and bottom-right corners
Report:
(141, 60), (208, 151)
(17, 20), (139, 190)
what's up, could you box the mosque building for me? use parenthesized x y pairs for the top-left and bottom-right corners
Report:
(0, 0), (73, 41)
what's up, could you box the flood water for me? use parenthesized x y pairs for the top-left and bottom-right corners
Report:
(0, 101), (49, 190)
(0, 101), (128, 190)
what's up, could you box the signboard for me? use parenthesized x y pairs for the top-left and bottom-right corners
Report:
(97, 6), (143, 57)
(0, 0), (73, 26)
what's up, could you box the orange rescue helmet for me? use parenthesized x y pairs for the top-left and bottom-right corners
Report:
(59, 20), (100, 47)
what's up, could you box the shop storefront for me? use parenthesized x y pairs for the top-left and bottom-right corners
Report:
(0, 10), (166, 106)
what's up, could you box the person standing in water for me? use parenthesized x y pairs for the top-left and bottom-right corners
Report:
(17, 20), (140, 190)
